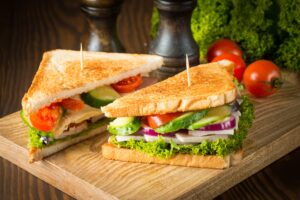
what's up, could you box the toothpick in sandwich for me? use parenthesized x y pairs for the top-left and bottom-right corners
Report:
(80, 43), (84, 70)
(186, 54), (191, 87)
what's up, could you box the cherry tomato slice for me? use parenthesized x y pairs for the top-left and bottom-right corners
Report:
(111, 74), (142, 93)
(30, 104), (62, 132)
(243, 60), (282, 97)
(60, 98), (84, 111)
(147, 112), (182, 129)
(212, 53), (246, 82)
(207, 39), (243, 62)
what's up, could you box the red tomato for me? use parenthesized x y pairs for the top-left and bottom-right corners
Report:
(243, 60), (283, 97)
(111, 74), (142, 93)
(30, 104), (62, 132)
(212, 53), (246, 82)
(207, 39), (243, 62)
(60, 98), (84, 111)
(147, 113), (182, 129)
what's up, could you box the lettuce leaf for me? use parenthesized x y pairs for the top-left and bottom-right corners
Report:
(111, 96), (254, 158)
(151, 0), (300, 71)
(20, 110), (55, 148)
(20, 110), (110, 148)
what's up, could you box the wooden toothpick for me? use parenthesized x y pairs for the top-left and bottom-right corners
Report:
(186, 54), (191, 87)
(80, 43), (84, 70)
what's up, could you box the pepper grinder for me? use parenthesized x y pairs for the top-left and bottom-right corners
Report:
(149, 0), (199, 79)
(81, 0), (124, 52)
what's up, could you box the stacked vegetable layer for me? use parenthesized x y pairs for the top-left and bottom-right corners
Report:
(110, 96), (254, 158)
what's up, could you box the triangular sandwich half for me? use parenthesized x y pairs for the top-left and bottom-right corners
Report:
(21, 49), (163, 163)
(101, 62), (254, 169)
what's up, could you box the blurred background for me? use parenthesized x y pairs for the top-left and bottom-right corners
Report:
(0, 0), (299, 199)
(1, 0), (300, 116)
(0, 0), (153, 117)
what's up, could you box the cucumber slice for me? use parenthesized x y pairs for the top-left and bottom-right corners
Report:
(81, 86), (120, 108)
(154, 110), (208, 134)
(108, 117), (141, 136)
(188, 105), (231, 130)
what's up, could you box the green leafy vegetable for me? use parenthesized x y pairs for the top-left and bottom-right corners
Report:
(191, 0), (232, 62)
(20, 110), (110, 148)
(111, 96), (254, 158)
(20, 110), (55, 148)
(151, 0), (300, 71)
(275, 0), (300, 71)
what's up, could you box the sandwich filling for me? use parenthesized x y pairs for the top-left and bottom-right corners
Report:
(107, 95), (254, 158)
(21, 96), (108, 149)
(22, 75), (152, 149)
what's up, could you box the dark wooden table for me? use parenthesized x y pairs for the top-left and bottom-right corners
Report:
(0, 0), (299, 199)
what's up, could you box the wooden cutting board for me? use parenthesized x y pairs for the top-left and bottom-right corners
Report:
(0, 82), (300, 200)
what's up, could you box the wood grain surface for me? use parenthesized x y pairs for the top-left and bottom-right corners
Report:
(0, 82), (300, 199)
(0, 0), (299, 199)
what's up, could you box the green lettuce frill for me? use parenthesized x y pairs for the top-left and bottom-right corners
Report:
(111, 96), (254, 158)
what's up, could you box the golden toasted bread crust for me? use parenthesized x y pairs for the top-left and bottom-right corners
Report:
(28, 124), (107, 163)
(22, 50), (163, 114)
(216, 60), (235, 74)
(102, 63), (236, 117)
(102, 143), (243, 169)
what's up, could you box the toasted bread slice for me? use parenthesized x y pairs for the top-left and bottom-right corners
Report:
(215, 60), (235, 74)
(102, 62), (236, 117)
(22, 50), (163, 114)
(102, 143), (243, 169)
(29, 124), (107, 163)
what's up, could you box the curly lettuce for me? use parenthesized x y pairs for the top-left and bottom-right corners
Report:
(275, 0), (300, 71)
(20, 110), (55, 148)
(20, 110), (110, 148)
(151, 0), (300, 71)
(191, 0), (232, 62)
(111, 96), (254, 158)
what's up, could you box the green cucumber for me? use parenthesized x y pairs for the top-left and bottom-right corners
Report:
(108, 117), (141, 136)
(154, 110), (208, 134)
(81, 86), (120, 108)
(188, 105), (231, 130)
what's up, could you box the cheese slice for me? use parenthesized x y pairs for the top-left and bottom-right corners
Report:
(176, 134), (228, 143)
(53, 104), (103, 138)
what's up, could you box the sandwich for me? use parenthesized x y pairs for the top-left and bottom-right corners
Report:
(21, 49), (163, 163)
(101, 62), (254, 169)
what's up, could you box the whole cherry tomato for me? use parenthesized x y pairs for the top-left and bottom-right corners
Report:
(207, 39), (243, 62)
(212, 53), (246, 82)
(243, 60), (283, 97)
